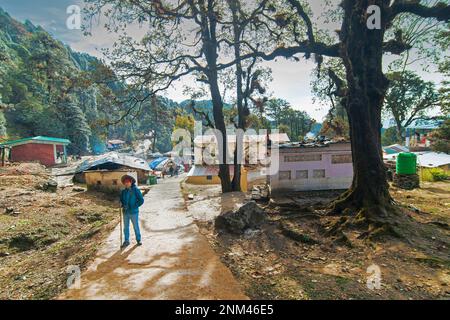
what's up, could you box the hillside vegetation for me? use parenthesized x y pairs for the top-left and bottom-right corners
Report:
(0, 8), (184, 154)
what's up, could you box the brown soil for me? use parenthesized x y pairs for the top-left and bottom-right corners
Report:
(0, 163), (119, 299)
(186, 182), (450, 300)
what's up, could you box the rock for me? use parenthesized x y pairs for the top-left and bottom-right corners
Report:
(243, 229), (260, 238)
(72, 187), (86, 192)
(251, 185), (270, 201)
(41, 179), (58, 192)
(393, 173), (420, 190)
(4, 207), (20, 216)
(251, 190), (261, 200)
(215, 201), (267, 234)
(260, 187), (270, 199)
(188, 194), (194, 200)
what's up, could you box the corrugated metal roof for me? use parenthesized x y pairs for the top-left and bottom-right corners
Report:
(405, 119), (444, 130)
(187, 165), (238, 177)
(194, 133), (290, 144)
(0, 136), (71, 146)
(108, 139), (125, 145)
(416, 152), (450, 168)
(279, 139), (350, 149)
(383, 144), (409, 155)
(383, 118), (446, 130)
(75, 152), (150, 173)
(384, 151), (450, 168)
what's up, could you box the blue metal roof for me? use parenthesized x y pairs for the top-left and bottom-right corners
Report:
(405, 119), (445, 130)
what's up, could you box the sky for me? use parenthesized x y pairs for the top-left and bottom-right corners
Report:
(0, 0), (446, 121)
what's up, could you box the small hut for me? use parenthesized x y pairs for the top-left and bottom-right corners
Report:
(75, 152), (151, 185)
(0, 136), (70, 167)
(85, 170), (138, 193)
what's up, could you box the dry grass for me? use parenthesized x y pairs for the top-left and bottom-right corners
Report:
(186, 181), (450, 300)
(0, 163), (119, 299)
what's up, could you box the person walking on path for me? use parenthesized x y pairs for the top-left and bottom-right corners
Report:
(167, 160), (175, 177)
(120, 175), (144, 247)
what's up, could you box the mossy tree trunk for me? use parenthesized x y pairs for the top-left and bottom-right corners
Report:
(330, 1), (399, 233)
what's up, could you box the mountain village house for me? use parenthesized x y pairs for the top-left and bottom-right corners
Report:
(269, 140), (353, 193)
(74, 152), (151, 191)
(0, 136), (70, 167)
(186, 133), (291, 191)
(405, 119), (445, 151)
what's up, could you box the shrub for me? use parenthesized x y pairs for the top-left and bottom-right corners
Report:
(428, 168), (450, 181)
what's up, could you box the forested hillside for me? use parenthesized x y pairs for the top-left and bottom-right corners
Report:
(0, 7), (182, 154)
(0, 7), (317, 155)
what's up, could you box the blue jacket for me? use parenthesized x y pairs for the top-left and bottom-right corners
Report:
(120, 185), (144, 215)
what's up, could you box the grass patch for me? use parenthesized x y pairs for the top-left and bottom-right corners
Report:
(415, 256), (450, 269)
(420, 168), (449, 182)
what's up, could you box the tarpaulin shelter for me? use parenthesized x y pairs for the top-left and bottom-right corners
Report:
(149, 157), (168, 170)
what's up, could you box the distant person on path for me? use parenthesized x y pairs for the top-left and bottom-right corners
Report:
(168, 161), (175, 177)
(173, 162), (179, 176)
(120, 175), (144, 247)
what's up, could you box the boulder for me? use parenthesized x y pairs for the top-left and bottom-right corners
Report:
(215, 201), (267, 234)
(251, 185), (270, 201)
(42, 179), (58, 192)
(393, 173), (419, 190)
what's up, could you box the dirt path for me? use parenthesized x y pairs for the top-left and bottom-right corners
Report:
(59, 177), (247, 300)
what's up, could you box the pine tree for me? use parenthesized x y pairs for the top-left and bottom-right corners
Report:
(61, 98), (91, 155)
(0, 92), (7, 139)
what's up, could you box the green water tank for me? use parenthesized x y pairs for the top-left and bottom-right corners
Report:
(147, 175), (157, 185)
(396, 152), (417, 175)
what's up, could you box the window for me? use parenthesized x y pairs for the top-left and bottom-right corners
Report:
(206, 175), (213, 180)
(296, 170), (308, 179)
(313, 169), (326, 178)
(284, 154), (322, 162)
(332, 154), (352, 164)
(279, 171), (291, 181)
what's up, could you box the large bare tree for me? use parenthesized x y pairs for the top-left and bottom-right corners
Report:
(85, 0), (277, 193)
(85, 0), (236, 191)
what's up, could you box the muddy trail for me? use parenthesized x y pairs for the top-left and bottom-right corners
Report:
(60, 177), (247, 300)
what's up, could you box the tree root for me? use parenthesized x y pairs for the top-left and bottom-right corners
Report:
(326, 191), (409, 241)
(279, 221), (320, 244)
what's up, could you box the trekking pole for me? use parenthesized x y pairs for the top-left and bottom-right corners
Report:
(119, 207), (123, 248)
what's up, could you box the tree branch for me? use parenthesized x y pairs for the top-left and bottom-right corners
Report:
(190, 100), (215, 129)
(328, 69), (347, 97)
(390, 1), (450, 22)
